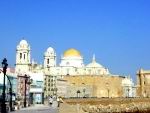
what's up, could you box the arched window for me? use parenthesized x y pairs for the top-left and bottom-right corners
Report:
(47, 59), (49, 64)
(20, 53), (22, 59)
(24, 54), (26, 60)
(67, 68), (70, 75)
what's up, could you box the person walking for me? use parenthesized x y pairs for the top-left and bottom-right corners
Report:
(49, 96), (53, 106)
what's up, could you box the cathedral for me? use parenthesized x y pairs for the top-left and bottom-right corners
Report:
(16, 40), (109, 76)
(15, 39), (136, 104)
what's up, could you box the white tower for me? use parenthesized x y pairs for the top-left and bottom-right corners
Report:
(44, 47), (56, 68)
(15, 39), (31, 73)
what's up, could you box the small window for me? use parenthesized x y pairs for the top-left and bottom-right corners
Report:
(66, 62), (69, 65)
(47, 59), (49, 64)
(67, 68), (70, 75)
(88, 69), (91, 74)
(82, 83), (85, 85)
(24, 54), (26, 59)
(20, 53), (22, 59)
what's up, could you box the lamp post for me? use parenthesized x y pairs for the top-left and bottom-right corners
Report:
(1, 58), (8, 113)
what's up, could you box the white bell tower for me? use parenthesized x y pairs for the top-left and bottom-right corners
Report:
(15, 39), (31, 73)
(44, 47), (56, 68)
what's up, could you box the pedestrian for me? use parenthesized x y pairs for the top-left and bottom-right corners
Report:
(49, 96), (53, 106)
(57, 97), (63, 107)
(57, 97), (60, 107)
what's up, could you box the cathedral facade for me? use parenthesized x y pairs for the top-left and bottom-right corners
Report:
(44, 47), (109, 76)
(16, 40), (109, 76)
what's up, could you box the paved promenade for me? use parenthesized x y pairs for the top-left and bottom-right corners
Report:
(13, 104), (58, 113)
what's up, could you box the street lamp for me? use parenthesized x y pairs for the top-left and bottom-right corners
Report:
(0, 61), (13, 112)
(1, 58), (8, 113)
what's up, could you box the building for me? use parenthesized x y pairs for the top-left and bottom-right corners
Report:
(63, 75), (127, 98)
(17, 74), (31, 107)
(122, 76), (136, 97)
(137, 69), (150, 97)
(0, 68), (17, 101)
(56, 79), (68, 98)
(43, 47), (110, 97)
(29, 72), (44, 104)
(15, 40), (31, 74)
(43, 47), (109, 76)
(15, 39), (136, 99)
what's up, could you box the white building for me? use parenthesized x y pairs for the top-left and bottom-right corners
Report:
(15, 39), (136, 98)
(15, 40), (31, 74)
(122, 76), (136, 97)
(44, 47), (110, 76)
(29, 72), (44, 104)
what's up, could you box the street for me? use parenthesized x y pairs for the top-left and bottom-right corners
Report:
(13, 104), (58, 113)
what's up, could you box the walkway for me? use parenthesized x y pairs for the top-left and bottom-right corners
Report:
(13, 104), (58, 113)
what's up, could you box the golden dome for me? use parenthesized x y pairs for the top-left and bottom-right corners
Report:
(64, 48), (81, 57)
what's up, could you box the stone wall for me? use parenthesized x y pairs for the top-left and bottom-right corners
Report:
(58, 98), (150, 113)
(63, 75), (124, 98)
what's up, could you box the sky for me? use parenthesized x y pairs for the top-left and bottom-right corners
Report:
(0, 0), (150, 82)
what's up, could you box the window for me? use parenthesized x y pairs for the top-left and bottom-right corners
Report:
(24, 54), (26, 59)
(20, 53), (22, 59)
(88, 69), (91, 75)
(82, 83), (85, 85)
(66, 62), (69, 65)
(47, 59), (49, 64)
(67, 68), (70, 75)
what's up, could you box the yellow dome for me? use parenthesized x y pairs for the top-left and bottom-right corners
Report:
(64, 48), (81, 57)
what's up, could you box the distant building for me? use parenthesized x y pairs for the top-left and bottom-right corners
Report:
(122, 76), (136, 97)
(29, 72), (44, 104)
(137, 69), (150, 97)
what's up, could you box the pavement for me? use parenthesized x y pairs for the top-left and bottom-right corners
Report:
(13, 104), (58, 113)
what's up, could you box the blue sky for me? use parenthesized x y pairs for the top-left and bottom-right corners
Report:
(0, 0), (150, 81)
